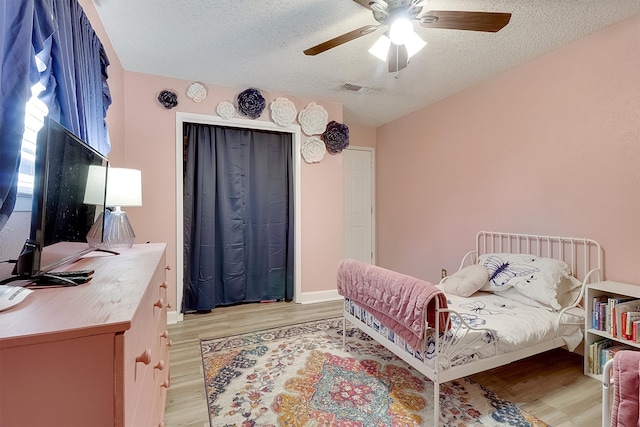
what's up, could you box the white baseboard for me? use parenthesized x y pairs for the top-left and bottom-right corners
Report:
(167, 310), (183, 324)
(295, 289), (341, 304)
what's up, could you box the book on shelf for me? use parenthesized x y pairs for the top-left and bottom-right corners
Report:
(588, 339), (635, 375)
(613, 299), (640, 339)
(623, 311), (640, 340)
(633, 320), (640, 343)
(592, 296), (608, 330)
(589, 339), (610, 375)
(607, 297), (638, 337)
(600, 344), (633, 374)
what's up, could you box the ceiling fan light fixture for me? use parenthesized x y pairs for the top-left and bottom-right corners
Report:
(389, 17), (413, 45)
(368, 34), (391, 61)
(405, 31), (426, 58)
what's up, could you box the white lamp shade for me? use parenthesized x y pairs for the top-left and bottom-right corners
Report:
(85, 167), (142, 249)
(83, 165), (107, 205)
(106, 168), (142, 207)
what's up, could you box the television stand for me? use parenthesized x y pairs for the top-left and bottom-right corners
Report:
(0, 243), (170, 426)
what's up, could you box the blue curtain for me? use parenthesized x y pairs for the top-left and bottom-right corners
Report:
(0, 0), (111, 231)
(183, 123), (294, 311)
(45, 0), (112, 154)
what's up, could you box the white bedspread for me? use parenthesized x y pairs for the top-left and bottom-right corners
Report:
(426, 290), (583, 363)
(344, 290), (583, 370)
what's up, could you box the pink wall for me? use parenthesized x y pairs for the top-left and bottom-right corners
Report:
(347, 122), (377, 148)
(376, 15), (640, 285)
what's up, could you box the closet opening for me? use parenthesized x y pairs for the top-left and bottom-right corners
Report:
(175, 113), (302, 316)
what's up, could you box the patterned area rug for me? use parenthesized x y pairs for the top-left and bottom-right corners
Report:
(200, 318), (549, 427)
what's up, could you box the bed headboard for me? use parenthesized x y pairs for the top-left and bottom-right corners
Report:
(465, 231), (603, 284)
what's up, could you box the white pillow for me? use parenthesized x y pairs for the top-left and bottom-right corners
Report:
(443, 264), (490, 297)
(557, 275), (584, 308)
(478, 253), (571, 310)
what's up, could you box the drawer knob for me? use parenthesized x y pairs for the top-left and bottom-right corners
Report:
(154, 298), (164, 309)
(154, 360), (165, 371)
(160, 282), (168, 289)
(161, 379), (170, 388)
(136, 349), (151, 365)
(160, 330), (169, 339)
(165, 265), (171, 271)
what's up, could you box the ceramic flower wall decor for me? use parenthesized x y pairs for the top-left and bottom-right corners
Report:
(216, 101), (235, 120)
(322, 121), (350, 154)
(270, 97), (297, 127)
(186, 82), (207, 102)
(298, 102), (328, 136)
(237, 88), (266, 119)
(301, 136), (326, 164)
(157, 90), (178, 109)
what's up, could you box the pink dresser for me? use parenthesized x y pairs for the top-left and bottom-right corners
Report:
(0, 243), (170, 427)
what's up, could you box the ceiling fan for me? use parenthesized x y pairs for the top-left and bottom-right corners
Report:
(304, 0), (511, 73)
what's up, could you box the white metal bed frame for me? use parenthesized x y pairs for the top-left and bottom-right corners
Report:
(342, 231), (603, 426)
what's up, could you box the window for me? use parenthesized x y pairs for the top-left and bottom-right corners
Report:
(18, 82), (49, 198)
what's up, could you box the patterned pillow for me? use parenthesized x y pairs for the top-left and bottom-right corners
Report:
(478, 253), (571, 310)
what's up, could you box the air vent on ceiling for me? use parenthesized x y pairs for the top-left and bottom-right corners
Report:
(339, 82), (368, 93)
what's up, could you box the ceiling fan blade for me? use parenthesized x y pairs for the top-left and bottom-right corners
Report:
(304, 25), (379, 56)
(351, 0), (374, 9)
(420, 11), (511, 33)
(387, 44), (408, 73)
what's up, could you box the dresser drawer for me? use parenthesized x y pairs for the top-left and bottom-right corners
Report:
(123, 250), (169, 426)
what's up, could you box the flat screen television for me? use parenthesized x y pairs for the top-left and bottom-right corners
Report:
(8, 117), (109, 284)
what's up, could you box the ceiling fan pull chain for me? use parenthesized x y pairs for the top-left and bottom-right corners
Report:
(396, 46), (399, 78)
(395, 45), (400, 79)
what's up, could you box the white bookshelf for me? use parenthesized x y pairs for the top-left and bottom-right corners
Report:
(585, 280), (640, 380)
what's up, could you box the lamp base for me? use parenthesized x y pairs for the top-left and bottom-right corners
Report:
(85, 208), (137, 249)
(86, 212), (105, 248)
(103, 209), (136, 249)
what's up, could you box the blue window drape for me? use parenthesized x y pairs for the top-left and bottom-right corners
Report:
(0, 0), (111, 231)
(182, 123), (294, 311)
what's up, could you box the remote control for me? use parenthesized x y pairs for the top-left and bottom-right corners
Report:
(33, 275), (79, 287)
(32, 274), (93, 287)
(52, 269), (95, 278)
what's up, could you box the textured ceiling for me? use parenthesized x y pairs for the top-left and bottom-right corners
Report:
(92, 0), (640, 127)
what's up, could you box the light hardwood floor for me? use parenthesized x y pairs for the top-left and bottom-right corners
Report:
(164, 300), (603, 427)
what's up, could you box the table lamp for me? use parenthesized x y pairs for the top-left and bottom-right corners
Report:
(85, 167), (142, 249)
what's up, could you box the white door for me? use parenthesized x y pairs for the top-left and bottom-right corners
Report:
(343, 147), (375, 264)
